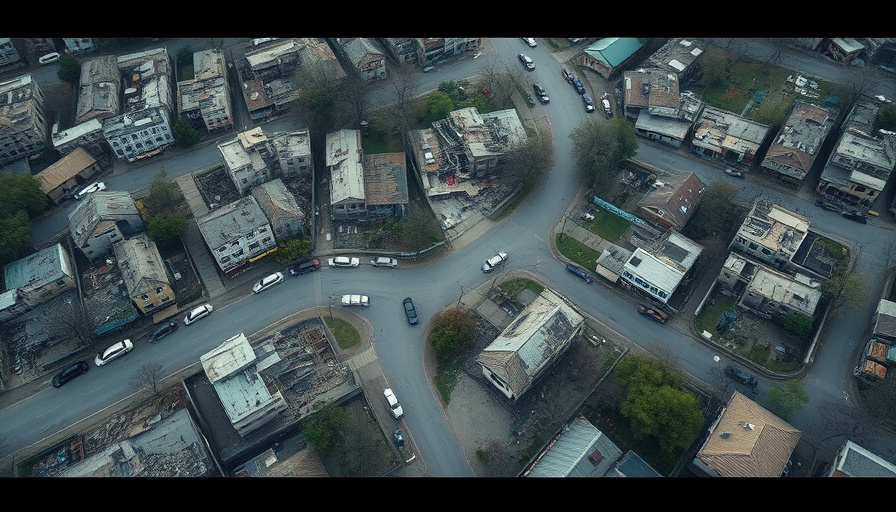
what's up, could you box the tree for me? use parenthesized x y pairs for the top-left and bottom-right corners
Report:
(823, 263), (870, 316)
(384, 63), (423, 135)
(425, 90), (454, 122)
(54, 297), (96, 349)
(0, 211), (34, 268)
(429, 309), (478, 362)
(780, 311), (813, 340)
(620, 383), (704, 456)
(171, 116), (201, 148)
(878, 103), (896, 131)
(56, 53), (81, 85)
(568, 117), (638, 192)
(274, 238), (312, 264)
(501, 136), (553, 193)
(301, 401), (348, 456)
(145, 167), (179, 216)
(765, 379), (809, 421)
(0, 173), (48, 218)
(147, 211), (187, 249)
(398, 206), (443, 254)
(681, 181), (741, 240)
(129, 361), (166, 395)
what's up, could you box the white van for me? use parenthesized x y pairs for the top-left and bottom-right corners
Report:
(38, 52), (60, 65)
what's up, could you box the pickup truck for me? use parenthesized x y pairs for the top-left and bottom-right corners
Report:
(637, 304), (669, 324)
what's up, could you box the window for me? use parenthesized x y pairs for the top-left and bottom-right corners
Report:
(748, 242), (758, 250)
(141, 294), (149, 301)
(761, 248), (771, 255)
(155, 287), (163, 294)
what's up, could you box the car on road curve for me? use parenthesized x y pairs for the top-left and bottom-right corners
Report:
(148, 320), (178, 343)
(289, 257), (321, 276)
(384, 388), (404, 418)
(73, 181), (106, 199)
(253, 272), (284, 293)
(518, 53), (535, 71)
(565, 263), (593, 284)
(403, 297), (418, 325)
(328, 256), (360, 268)
(842, 210), (867, 224)
(95, 339), (133, 367)
(481, 252), (508, 273)
(341, 294), (370, 307)
(52, 361), (89, 388)
(724, 364), (758, 387)
(724, 168), (745, 179)
(184, 303), (213, 325)
(370, 257), (398, 268)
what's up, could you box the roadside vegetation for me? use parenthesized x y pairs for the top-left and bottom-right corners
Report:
(323, 315), (361, 350)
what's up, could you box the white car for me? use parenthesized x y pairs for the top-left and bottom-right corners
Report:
(328, 256), (360, 268)
(184, 303), (214, 325)
(384, 388), (403, 419)
(38, 52), (60, 65)
(522, 38), (537, 48)
(252, 272), (284, 293)
(369, 257), (398, 268)
(95, 339), (134, 367)
(341, 294), (370, 307)
(73, 181), (106, 199)
(481, 252), (508, 273)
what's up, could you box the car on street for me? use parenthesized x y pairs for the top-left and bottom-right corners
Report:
(328, 256), (360, 268)
(38, 52), (60, 65)
(571, 77), (585, 94)
(842, 210), (868, 224)
(341, 294), (370, 307)
(148, 321), (178, 343)
(601, 96), (613, 117)
(384, 388), (404, 418)
(253, 272), (284, 293)
(724, 168), (745, 179)
(422, 65), (434, 73)
(481, 251), (508, 273)
(533, 82), (549, 104)
(582, 93), (596, 112)
(565, 263), (593, 284)
(637, 304), (670, 324)
(561, 68), (573, 83)
(724, 364), (758, 387)
(289, 257), (321, 276)
(518, 53), (535, 71)
(184, 303), (213, 325)
(522, 37), (537, 48)
(52, 361), (89, 388)
(403, 297), (418, 325)
(370, 257), (398, 268)
(95, 339), (134, 367)
(73, 181), (106, 199)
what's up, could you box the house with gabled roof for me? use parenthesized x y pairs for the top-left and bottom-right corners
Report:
(524, 415), (624, 477)
(112, 233), (174, 316)
(579, 38), (644, 79)
(35, 147), (101, 203)
(327, 129), (366, 221)
(251, 178), (306, 241)
(363, 152), (408, 220)
(1, 243), (76, 311)
(638, 171), (705, 231)
(339, 38), (387, 82)
(824, 439), (896, 476)
(476, 289), (584, 401)
(693, 390), (801, 477)
(68, 190), (145, 261)
(759, 100), (838, 185)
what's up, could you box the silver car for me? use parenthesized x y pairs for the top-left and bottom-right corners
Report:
(481, 252), (508, 273)
(252, 272), (284, 294)
(184, 303), (213, 325)
(370, 257), (398, 268)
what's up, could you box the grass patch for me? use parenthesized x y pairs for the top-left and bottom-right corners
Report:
(555, 233), (601, 270)
(433, 356), (464, 406)
(748, 341), (771, 366)
(695, 289), (739, 336)
(499, 278), (544, 298)
(586, 210), (631, 243)
(323, 315), (361, 350)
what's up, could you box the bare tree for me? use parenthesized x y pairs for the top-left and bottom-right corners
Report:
(129, 361), (165, 395)
(502, 136), (553, 193)
(384, 63), (422, 135)
(55, 297), (96, 349)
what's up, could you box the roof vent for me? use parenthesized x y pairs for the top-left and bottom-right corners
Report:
(719, 432), (731, 439)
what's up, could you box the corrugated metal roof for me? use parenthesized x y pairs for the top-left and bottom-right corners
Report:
(584, 38), (643, 68)
(526, 416), (622, 477)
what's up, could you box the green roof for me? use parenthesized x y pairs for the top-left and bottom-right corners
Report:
(583, 38), (644, 68)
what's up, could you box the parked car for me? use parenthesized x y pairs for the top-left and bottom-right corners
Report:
(724, 364), (758, 387)
(561, 68), (573, 83)
(815, 198), (843, 212)
(601, 96), (613, 117)
(384, 388), (404, 418)
(637, 304), (670, 324)
(184, 303), (213, 325)
(422, 65), (435, 73)
(289, 257), (321, 276)
(525, 92), (537, 107)
(148, 321), (178, 343)
(522, 37), (537, 48)
(565, 263), (593, 284)
(370, 257), (398, 268)
(582, 93), (596, 112)
(52, 361), (89, 388)
(518, 53), (535, 71)
(481, 252), (508, 273)
(842, 210), (868, 224)
(724, 168), (745, 179)
(39, 52), (60, 65)
(571, 77), (585, 94)
(328, 256), (360, 268)
(403, 297), (418, 325)
(341, 294), (370, 307)
(533, 82), (549, 104)
(95, 339), (134, 367)
(73, 181), (106, 199)
(252, 272), (284, 293)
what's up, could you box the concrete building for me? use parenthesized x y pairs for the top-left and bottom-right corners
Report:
(196, 196), (276, 278)
(68, 190), (145, 261)
(219, 127), (276, 196)
(327, 129), (366, 221)
(34, 147), (101, 203)
(74, 55), (121, 125)
(620, 230), (703, 304)
(719, 252), (822, 320)
(759, 101), (838, 185)
(690, 106), (771, 166)
(0, 74), (47, 166)
(270, 128), (313, 180)
(1, 243), (76, 310)
(177, 48), (233, 134)
(51, 118), (114, 171)
(251, 178), (306, 241)
(728, 198), (809, 271)
(112, 233), (175, 316)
